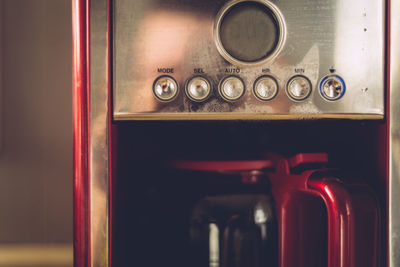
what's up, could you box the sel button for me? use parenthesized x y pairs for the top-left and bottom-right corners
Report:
(219, 76), (245, 102)
(185, 76), (212, 102)
(153, 75), (179, 102)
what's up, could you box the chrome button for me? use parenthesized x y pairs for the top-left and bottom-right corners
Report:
(253, 76), (278, 101)
(219, 76), (245, 102)
(286, 75), (312, 101)
(320, 75), (346, 101)
(185, 76), (212, 102)
(153, 76), (179, 101)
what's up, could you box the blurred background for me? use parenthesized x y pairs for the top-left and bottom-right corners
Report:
(0, 0), (73, 266)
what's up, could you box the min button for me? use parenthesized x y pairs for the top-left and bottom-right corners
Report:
(286, 75), (312, 101)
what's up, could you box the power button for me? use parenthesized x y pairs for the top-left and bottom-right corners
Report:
(319, 75), (346, 101)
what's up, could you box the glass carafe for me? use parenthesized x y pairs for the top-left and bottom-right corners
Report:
(189, 171), (277, 267)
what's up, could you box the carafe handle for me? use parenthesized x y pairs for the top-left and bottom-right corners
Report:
(270, 155), (379, 267)
(307, 175), (379, 267)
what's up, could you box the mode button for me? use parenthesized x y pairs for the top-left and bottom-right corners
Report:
(153, 75), (179, 102)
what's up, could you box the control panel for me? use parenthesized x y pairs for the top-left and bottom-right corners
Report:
(113, 0), (384, 120)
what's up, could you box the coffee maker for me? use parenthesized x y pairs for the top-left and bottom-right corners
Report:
(72, 0), (398, 266)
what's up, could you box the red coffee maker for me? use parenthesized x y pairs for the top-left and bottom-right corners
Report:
(72, 0), (397, 266)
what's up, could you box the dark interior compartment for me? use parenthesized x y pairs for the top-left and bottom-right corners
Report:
(111, 120), (386, 267)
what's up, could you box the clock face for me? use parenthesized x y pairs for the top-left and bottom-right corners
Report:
(218, 1), (280, 63)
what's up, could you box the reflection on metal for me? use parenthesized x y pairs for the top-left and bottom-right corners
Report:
(113, 0), (384, 119)
(185, 76), (212, 102)
(0, 244), (73, 266)
(114, 113), (383, 121)
(90, 0), (109, 266)
(209, 223), (220, 267)
(390, 1), (400, 266)
(254, 205), (268, 224)
(73, 0), (90, 265)
(0, 0), (2, 153)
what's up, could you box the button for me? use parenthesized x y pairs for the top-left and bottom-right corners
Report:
(219, 76), (245, 102)
(253, 75), (278, 101)
(185, 76), (212, 102)
(286, 75), (312, 101)
(319, 75), (346, 101)
(153, 76), (179, 101)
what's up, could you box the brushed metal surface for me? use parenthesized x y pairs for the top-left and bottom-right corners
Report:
(90, 0), (110, 266)
(390, 0), (400, 266)
(113, 0), (384, 120)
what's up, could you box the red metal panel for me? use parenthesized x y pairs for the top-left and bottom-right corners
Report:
(73, 0), (90, 266)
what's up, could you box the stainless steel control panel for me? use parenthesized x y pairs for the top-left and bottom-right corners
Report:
(113, 0), (385, 120)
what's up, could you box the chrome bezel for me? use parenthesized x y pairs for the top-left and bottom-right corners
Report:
(185, 75), (213, 102)
(214, 0), (286, 67)
(286, 75), (313, 102)
(253, 75), (279, 101)
(319, 74), (346, 101)
(218, 75), (246, 102)
(152, 75), (179, 102)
